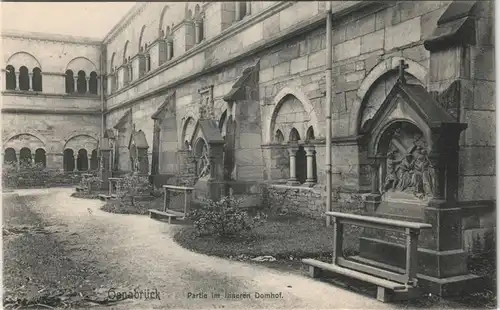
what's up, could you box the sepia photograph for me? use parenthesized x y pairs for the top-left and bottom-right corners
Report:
(1, 1), (497, 309)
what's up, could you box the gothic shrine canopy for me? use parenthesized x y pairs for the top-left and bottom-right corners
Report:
(190, 119), (224, 147)
(128, 129), (149, 149)
(361, 81), (466, 158)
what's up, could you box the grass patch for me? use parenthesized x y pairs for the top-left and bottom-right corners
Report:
(174, 212), (362, 259)
(99, 197), (164, 215)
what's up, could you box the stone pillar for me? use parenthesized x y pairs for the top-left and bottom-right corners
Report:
(195, 20), (202, 44)
(86, 77), (90, 93)
(245, 2), (251, 16)
(15, 72), (20, 90)
(73, 76), (78, 92)
(96, 76), (100, 95)
(137, 147), (149, 175)
(73, 157), (78, 172)
(304, 145), (316, 186)
(16, 151), (20, 171)
(364, 156), (382, 214)
(28, 73), (33, 91)
(235, 2), (242, 21)
(287, 145), (300, 185)
(166, 40), (173, 60)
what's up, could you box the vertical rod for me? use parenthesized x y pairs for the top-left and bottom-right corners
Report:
(325, 1), (333, 226)
(100, 44), (105, 141)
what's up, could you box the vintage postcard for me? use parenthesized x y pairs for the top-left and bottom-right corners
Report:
(1, 1), (496, 309)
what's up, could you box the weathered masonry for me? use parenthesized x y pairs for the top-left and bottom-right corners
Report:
(2, 0), (495, 292)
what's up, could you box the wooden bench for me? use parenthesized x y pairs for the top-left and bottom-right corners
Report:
(98, 194), (117, 201)
(149, 185), (194, 224)
(148, 209), (184, 224)
(302, 211), (432, 302)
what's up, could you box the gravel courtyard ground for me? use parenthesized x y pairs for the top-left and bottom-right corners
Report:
(3, 187), (401, 309)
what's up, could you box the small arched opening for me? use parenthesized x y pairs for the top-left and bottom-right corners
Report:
(4, 148), (17, 164)
(89, 71), (98, 94)
(77, 70), (87, 94)
(65, 70), (74, 93)
(77, 149), (88, 171)
(90, 149), (99, 170)
(32, 67), (42, 91)
(275, 129), (284, 143)
(5, 65), (16, 90)
(34, 148), (46, 168)
(296, 145), (307, 184)
(19, 66), (29, 91)
(63, 149), (75, 172)
(19, 147), (32, 167)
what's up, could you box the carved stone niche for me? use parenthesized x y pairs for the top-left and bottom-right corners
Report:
(189, 119), (225, 202)
(358, 80), (478, 296)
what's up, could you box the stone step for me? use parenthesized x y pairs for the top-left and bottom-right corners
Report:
(98, 194), (117, 201)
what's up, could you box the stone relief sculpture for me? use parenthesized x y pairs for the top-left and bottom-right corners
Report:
(382, 145), (436, 199)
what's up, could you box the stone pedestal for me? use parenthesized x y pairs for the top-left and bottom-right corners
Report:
(99, 139), (112, 190)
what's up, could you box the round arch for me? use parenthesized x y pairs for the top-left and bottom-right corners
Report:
(180, 116), (197, 150)
(266, 87), (319, 144)
(3, 132), (47, 152)
(158, 5), (171, 37)
(348, 57), (428, 136)
(138, 25), (147, 52)
(6, 51), (42, 70)
(65, 57), (98, 74)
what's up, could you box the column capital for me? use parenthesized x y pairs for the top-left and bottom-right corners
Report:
(304, 145), (315, 155)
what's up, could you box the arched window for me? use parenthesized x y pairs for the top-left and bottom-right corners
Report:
(77, 70), (86, 94)
(275, 130), (284, 143)
(146, 54), (151, 72)
(65, 70), (74, 93)
(32, 67), (42, 92)
(19, 66), (29, 91)
(63, 149), (74, 172)
(4, 148), (17, 164)
(296, 146), (307, 184)
(77, 149), (88, 171)
(19, 147), (32, 167)
(5, 65), (16, 90)
(89, 71), (98, 94)
(34, 148), (46, 168)
(90, 149), (99, 170)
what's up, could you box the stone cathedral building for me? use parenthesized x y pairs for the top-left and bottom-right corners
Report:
(1, 1), (495, 266)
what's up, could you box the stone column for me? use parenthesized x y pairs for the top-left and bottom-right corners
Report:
(166, 40), (173, 60)
(96, 76), (100, 95)
(73, 157), (78, 172)
(86, 77), (90, 93)
(73, 76), (78, 93)
(28, 73), (33, 91)
(370, 158), (380, 195)
(195, 20), (202, 44)
(304, 145), (316, 186)
(235, 2), (242, 21)
(246, 2), (251, 16)
(287, 145), (300, 185)
(16, 151), (20, 171)
(15, 72), (20, 90)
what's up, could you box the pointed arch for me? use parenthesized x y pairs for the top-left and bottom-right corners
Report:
(289, 128), (300, 143)
(306, 126), (315, 141)
(109, 52), (116, 72)
(158, 5), (170, 37)
(275, 129), (284, 143)
(122, 40), (130, 64)
(138, 25), (147, 53)
(181, 116), (196, 150)
(348, 56), (428, 136)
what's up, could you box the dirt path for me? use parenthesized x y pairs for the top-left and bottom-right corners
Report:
(4, 188), (397, 309)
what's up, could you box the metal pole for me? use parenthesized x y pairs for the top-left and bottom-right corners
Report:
(325, 1), (333, 226)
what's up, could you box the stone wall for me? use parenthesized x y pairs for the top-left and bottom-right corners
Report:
(261, 184), (324, 218)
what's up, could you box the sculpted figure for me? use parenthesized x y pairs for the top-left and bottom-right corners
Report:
(420, 148), (436, 197)
(396, 153), (414, 192)
(383, 150), (400, 192)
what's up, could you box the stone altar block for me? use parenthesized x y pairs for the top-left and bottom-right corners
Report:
(357, 74), (481, 296)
